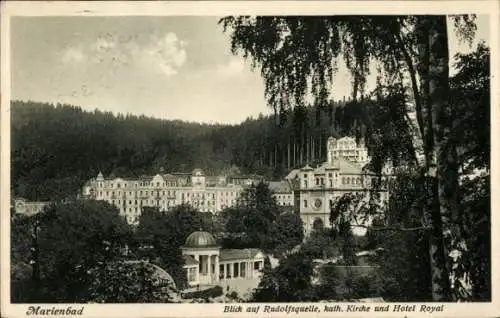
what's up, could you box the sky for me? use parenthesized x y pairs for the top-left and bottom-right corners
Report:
(11, 15), (490, 124)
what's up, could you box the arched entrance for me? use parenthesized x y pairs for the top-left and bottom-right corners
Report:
(312, 217), (325, 232)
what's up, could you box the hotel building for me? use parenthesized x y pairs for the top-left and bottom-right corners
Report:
(292, 136), (392, 236)
(82, 169), (263, 225)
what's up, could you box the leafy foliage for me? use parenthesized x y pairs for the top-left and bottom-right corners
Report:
(251, 252), (315, 302)
(11, 200), (133, 302)
(301, 229), (339, 260)
(451, 42), (490, 172)
(134, 204), (210, 289)
(269, 212), (304, 257)
(219, 182), (304, 257)
(85, 261), (177, 303)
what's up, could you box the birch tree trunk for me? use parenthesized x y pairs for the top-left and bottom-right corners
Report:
(417, 15), (452, 301)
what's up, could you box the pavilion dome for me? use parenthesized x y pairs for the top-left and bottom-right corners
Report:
(184, 231), (218, 248)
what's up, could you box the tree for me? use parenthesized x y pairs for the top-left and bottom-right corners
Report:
(252, 252), (316, 302)
(134, 204), (208, 289)
(220, 182), (280, 252)
(220, 15), (478, 301)
(251, 256), (277, 302)
(85, 261), (177, 303)
(301, 229), (339, 260)
(448, 43), (490, 301)
(14, 200), (132, 302)
(269, 212), (304, 257)
(11, 213), (37, 302)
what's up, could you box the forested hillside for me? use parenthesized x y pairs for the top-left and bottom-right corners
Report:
(11, 100), (347, 201)
(11, 42), (488, 203)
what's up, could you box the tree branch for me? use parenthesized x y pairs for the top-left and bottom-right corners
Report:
(348, 224), (430, 231)
(393, 26), (425, 145)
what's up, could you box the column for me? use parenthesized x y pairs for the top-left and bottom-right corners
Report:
(230, 262), (234, 278)
(195, 254), (200, 283)
(215, 255), (220, 282)
(207, 254), (212, 283)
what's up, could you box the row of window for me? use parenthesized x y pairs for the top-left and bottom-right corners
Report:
(95, 180), (244, 189)
(303, 193), (388, 209)
(275, 195), (292, 200)
(96, 189), (240, 198)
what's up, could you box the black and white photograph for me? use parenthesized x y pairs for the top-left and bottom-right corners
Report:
(1, 1), (497, 317)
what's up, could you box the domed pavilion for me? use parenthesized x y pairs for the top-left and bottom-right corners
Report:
(181, 230), (265, 287)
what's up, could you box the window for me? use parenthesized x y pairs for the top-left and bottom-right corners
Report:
(304, 200), (308, 208)
(233, 263), (239, 278)
(254, 261), (262, 270)
(240, 263), (246, 278)
(219, 265), (225, 279)
(187, 267), (197, 282)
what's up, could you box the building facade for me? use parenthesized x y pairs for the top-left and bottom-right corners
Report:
(83, 169), (259, 225)
(181, 231), (265, 287)
(268, 180), (295, 207)
(294, 136), (391, 236)
(13, 198), (49, 216)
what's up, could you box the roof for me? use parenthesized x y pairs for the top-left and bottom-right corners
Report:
(285, 169), (300, 180)
(184, 231), (218, 248)
(300, 164), (314, 171)
(171, 172), (192, 176)
(268, 180), (292, 193)
(219, 248), (263, 262)
(183, 255), (199, 266)
(331, 158), (363, 174)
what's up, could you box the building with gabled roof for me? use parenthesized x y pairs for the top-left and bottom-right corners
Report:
(297, 136), (392, 236)
(82, 168), (250, 225)
(268, 180), (294, 207)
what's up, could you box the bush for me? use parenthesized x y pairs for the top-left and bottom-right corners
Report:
(316, 265), (382, 301)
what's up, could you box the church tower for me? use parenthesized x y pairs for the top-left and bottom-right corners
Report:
(327, 136), (337, 164)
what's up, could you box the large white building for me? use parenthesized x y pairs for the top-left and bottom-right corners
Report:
(293, 136), (392, 236)
(268, 180), (295, 207)
(181, 231), (265, 287)
(12, 198), (49, 216)
(83, 169), (263, 225)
